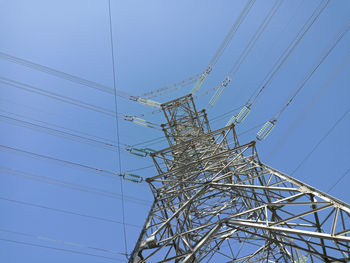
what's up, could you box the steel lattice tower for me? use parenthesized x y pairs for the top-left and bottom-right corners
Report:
(129, 94), (350, 263)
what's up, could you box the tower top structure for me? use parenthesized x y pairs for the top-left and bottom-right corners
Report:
(130, 94), (350, 262)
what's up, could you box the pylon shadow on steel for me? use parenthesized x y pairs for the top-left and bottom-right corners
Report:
(129, 94), (350, 263)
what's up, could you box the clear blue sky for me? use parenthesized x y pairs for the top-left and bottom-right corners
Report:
(0, 0), (349, 262)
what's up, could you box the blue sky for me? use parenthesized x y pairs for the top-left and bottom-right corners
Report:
(0, 0), (349, 262)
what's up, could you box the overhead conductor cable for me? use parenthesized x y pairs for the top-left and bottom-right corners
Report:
(107, 0), (128, 257)
(208, 0), (284, 112)
(137, 73), (201, 99)
(257, 17), (350, 140)
(191, 0), (256, 95)
(123, 115), (160, 130)
(0, 166), (147, 206)
(227, 0), (330, 127)
(0, 51), (174, 110)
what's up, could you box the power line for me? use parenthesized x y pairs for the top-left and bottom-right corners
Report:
(0, 166), (151, 206)
(191, 0), (256, 95)
(256, 12), (349, 141)
(137, 73), (201, 99)
(0, 144), (119, 179)
(130, 135), (166, 147)
(0, 53), (200, 108)
(291, 106), (350, 176)
(265, 49), (350, 161)
(125, 165), (154, 173)
(0, 96), (116, 144)
(0, 112), (119, 151)
(0, 100), (164, 153)
(0, 228), (124, 256)
(0, 51), (123, 96)
(226, 0), (329, 132)
(0, 143), (153, 186)
(0, 104), (249, 158)
(206, 0), (284, 110)
(205, 0), (306, 128)
(0, 237), (125, 262)
(274, 18), (350, 120)
(208, 0), (256, 67)
(0, 75), (158, 126)
(327, 167), (350, 193)
(0, 108), (163, 169)
(0, 196), (142, 227)
(107, 0), (128, 257)
(0, 145), (151, 202)
(0, 76), (159, 128)
(249, 0), (330, 106)
(0, 51), (159, 113)
(210, 105), (243, 123)
(0, 76), (116, 117)
(238, 123), (266, 136)
(0, 76), (164, 128)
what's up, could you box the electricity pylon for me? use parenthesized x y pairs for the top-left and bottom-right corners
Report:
(129, 94), (350, 262)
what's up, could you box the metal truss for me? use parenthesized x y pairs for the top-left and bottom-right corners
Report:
(129, 94), (350, 263)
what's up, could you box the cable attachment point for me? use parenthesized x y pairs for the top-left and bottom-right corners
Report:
(256, 120), (276, 141)
(205, 66), (213, 75)
(127, 147), (156, 157)
(208, 77), (232, 109)
(191, 66), (213, 95)
(226, 104), (251, 127)
(123, 115), (134, 122)
(222, 76), (231, 87)
(129, 96), (139, 101)
(137, 97), (161, 108)
(122, 173), (143, 183)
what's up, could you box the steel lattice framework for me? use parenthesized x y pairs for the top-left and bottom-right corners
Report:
(129, 94), (350, 263)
